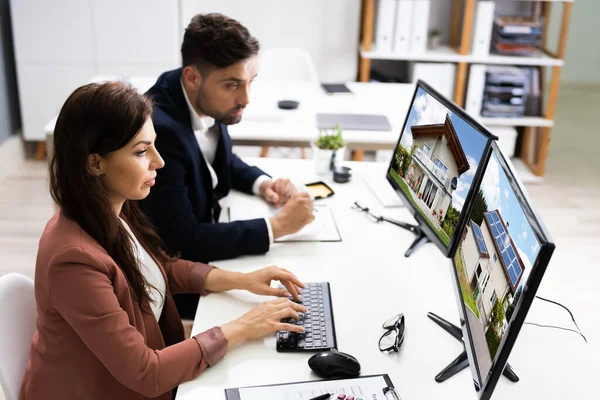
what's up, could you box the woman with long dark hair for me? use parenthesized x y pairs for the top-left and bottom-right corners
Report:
(20, 82), (306, 400)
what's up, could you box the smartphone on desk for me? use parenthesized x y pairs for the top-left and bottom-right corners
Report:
(321, 83), (352, 95)
(304, 181), (335, 200)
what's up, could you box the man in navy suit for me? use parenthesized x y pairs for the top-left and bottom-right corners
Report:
(140, 13), (314, 318)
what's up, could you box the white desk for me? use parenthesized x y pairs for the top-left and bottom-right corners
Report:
(44, 77), (414, 154)
(229, 81), (414, 151)
(175, 158), (598, 400)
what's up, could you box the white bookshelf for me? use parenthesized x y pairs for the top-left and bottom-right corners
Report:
(361, 45), (564, 67)
(358, 0), (573, 179)
(361, 45), (469, 63)
(469, 52), (563, 67)
(478, 117), (554, 128)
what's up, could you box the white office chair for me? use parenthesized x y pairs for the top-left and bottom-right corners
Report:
(0, 273), (37, 400)
(256, 48), (320, 158)
(257, 47), (320, 85)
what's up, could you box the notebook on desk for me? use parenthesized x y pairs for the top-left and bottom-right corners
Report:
(361, 170), (404, 208)
(225, 374), (397, 400)
(317, 113), (392, 131)
(228, 205), (341, 242)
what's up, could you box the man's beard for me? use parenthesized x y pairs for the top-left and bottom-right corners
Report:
(195, 89), (244, 126)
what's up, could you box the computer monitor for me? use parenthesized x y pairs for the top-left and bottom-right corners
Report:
(436, 141), (555, 399)
(386, 80), (495, 257)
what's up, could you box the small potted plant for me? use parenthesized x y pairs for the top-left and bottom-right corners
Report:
(312, 124), (345, 175)
(428, 29), (441, 49)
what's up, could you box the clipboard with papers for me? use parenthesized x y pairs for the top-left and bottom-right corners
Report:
(224, 374), (400, 400)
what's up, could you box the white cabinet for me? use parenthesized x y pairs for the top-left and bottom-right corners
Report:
(16, 64), (95, 141)
(11, 0), (94, 63)
(93, 0), (180, 67)
(10, 0), (180, 141)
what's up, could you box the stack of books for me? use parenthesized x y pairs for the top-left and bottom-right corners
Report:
(492, 16), (543, 57)
(482, 66), (529, 118)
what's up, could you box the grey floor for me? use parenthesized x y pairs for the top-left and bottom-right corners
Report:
(1, 83), (599, 399)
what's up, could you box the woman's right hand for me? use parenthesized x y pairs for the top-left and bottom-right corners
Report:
(220, 298), (307, 349)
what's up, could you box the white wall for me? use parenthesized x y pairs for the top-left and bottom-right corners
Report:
(547, 0), (600, 84)
(180, 0), (362, 82)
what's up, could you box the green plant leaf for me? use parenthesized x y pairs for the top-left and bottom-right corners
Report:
(315, 124), (345, 150)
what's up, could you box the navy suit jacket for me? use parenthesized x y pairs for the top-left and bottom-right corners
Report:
(140, 68), (270, 263)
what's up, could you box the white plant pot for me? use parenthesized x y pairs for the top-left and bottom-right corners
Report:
(312, 144), (346, 176)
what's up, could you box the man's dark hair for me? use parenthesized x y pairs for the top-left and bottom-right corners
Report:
(181, 13), (260, 75)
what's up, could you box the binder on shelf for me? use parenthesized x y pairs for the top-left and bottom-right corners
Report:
(409, 0), (430, 54)
(465, 64), (486, 116)
(410, 62), (455, 100)
(393, 0), (414, 54)
(489, 126), (518, 158)
(443, 63), (456, 100)
(471, 1), (495, 56)
(524, 66), (542, 116)
(375, 0), (397, 53)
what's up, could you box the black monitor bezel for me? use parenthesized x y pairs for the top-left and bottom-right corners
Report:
(450, 141), (556, 399)
(385, 79), (497, 257)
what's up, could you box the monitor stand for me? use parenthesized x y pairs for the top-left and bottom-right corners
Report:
(427, 312), (519, 384)
(381, 217), (430, 257)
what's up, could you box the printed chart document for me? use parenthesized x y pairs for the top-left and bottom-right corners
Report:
(225, 374), (396, 400)
(229, 204), (341, 242)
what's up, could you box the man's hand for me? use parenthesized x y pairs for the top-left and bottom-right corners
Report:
(269, 192), (314, 238)
(259, 178), (297, 207)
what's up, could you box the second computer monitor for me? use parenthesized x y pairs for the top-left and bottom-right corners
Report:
(452, 141), (555, 399)
(387, 80), (494, 256)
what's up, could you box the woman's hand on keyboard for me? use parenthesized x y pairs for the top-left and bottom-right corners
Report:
(221, 298), (307, 348)
(240, 265), (304, 301)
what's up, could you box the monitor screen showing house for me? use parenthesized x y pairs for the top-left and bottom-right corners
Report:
(453, 148), (542, 389)
(389, 86), (488, 248)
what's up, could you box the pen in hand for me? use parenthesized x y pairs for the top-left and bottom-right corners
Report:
(287, 189), (319, 213)
(307, 393), (333, 400)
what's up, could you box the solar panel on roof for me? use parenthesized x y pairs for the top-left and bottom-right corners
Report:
(471, 221), (488, 255)
(485, 211), (523, 288)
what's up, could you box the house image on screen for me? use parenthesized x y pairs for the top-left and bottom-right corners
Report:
(460, 210), (525, 330)
(406, 114), (470, 225)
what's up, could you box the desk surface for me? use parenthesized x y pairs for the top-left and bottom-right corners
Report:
(176, 158), (598, 400)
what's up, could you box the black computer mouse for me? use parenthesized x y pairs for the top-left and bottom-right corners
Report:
(308, 350), (361, 378)
(277, 99), (299, 110)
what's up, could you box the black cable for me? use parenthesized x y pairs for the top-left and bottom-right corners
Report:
(524, 322), (587, 343)
(535, 295), (576, 321)
(532, 295), (587, 343)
